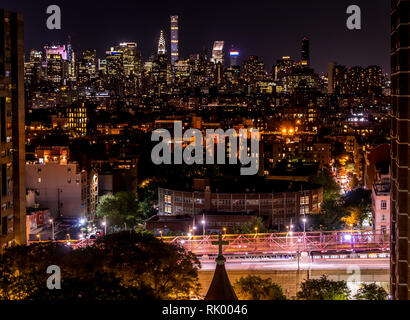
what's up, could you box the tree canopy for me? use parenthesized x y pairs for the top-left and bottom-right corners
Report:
(0, 231), (200, 300)
(296, 275), (351, 300)
(234, 275), (286, 300)
(354, 283), (388, 300)
(233, 217), (268, 234)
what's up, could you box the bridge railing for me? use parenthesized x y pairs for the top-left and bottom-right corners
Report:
(161, 230), (390, 254)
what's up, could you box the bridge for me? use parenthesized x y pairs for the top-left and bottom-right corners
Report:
(29, 230), (390, 257)
(161, 230), (390, 256)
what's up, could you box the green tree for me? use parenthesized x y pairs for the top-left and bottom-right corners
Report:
(0, 231), (201, 300)
(296, 275), (351, 300)
(96, 191), (143, 229)
(234, 275), (286, 300)
(233, 217), (267, 234)
(310, 175), (340, 201)
(309, 199), (348, 231)
(354, 283), (388, 300)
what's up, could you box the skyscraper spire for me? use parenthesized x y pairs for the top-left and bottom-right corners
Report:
(158, 30), (166, 55)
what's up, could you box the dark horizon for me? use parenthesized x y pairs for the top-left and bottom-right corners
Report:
(2, 0), (390, 74)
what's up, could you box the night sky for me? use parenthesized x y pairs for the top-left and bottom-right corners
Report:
(2, 0), (389, 74)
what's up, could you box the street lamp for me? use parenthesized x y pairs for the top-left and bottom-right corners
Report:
(49, 218), (55, 241)
(223, 227), (227, 235)
(254, 226), (258, 235)
(201, 219), (205, 236)
(302, 217), (307, 234)
(102, 216), (107, 235)
(159, 230), (163, 238)
(36, 234), (40, 241)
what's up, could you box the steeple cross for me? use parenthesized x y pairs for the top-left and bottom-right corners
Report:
(212, 233), (229, 264)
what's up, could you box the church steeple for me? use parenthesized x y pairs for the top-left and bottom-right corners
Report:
(205, 233), (237, 300)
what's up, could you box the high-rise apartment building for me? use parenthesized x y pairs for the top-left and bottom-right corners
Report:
(391, 0), (410, 300)
(170, 15), (179, 66)
(301, 37), (310, 67)
(0, 9), (26, 250)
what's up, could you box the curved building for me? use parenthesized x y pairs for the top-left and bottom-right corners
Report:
(158, 177), (323, 229)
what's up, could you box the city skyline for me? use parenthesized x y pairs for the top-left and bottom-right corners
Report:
(2, 0), (389, 74)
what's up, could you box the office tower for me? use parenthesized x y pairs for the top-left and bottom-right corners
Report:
(327, 61), (336, 94)
(391, 0), (410, 300)
(214, 62), (223, 85)
(170, 15), (179, 66)
(211, 41), (224, 65)
(46, 53), (64, 83)
(158, 30), (166, 55)
(45, 44), (67, 60)
(229, 47), (239, 67)
(77, 49), (97, 83)
(242, 56), (265, 83)
(25, 50), (43, 86)
(118, 42), (141, 77)
(0, 9), (26, 249)
(106, 48), (123, 77)
(301, 37), (310, 67)
(274, 56), (294, 81)
(152, 54), (168, 87)
(174, 59), (190, 85)
(67, 35), (73, 62)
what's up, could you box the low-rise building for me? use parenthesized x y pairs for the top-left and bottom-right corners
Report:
(157, 177), (323, 230)
(26, 160), (98, 220)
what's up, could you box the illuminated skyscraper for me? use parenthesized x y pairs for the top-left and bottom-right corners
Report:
(0, 9), (26, 249)
(211, 41), (224, 65)
(67, 35), (73, 62)
(170, 15), (179, 66)
(45, 44), (68, 60)
(229, 46), (239, 67)
(158, 30), (166, 55)
(391, 0), (410, 300)
(118, 42), (141, 77)
(301, 37), (310, 67)
(77, 49), (97, 83)
(46, 54), (64, 83)
(274, 56), (294, 81)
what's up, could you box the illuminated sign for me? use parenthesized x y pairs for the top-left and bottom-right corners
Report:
(230, 51), (239, 56)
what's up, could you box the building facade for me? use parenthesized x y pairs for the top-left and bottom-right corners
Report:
(26, 161), (98, 220)
(0, 10), (26, 250)
(372, 172), (390, 235)
(170, 15), (179, 66)
(391, 0), (410, 300)
(158, 178), (323, 229)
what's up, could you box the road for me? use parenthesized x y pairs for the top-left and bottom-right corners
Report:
(199, 257), (390, 271)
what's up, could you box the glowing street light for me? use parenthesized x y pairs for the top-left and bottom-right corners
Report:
(102, 216), (107, 235)
(201, 214), (206, 236)
(302, 217), (307, 234)
(223, 227), (227, 235)
(49, 218), (55, 241)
